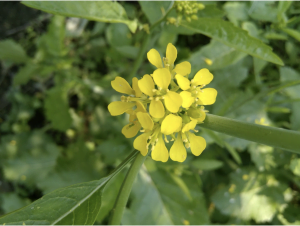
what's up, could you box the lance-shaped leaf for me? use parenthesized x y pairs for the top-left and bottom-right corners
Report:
(0, 150), (138, 225)
(180, 18), (284, 66)
(22, 1), (137, 33)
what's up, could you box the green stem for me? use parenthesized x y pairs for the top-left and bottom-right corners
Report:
(200, 114), (300, 153)
(127, 2), (174, 80)
(109, 153), (147, 225)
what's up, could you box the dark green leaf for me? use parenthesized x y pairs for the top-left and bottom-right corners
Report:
(0, 151), (138, 225)
(0, 39), (28, 63)
(139, 1), (173, 25)
(44, 86), (72, 131)
(180, 18), (284, 65)
(22, 1), (137, 33)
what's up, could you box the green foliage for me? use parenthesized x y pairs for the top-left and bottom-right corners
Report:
(22, 1), (138, 32)
(1, 1), (300, 225)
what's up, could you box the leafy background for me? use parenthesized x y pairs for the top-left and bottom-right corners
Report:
(0, 1), (300, 225)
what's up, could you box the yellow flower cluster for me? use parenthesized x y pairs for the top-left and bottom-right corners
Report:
(108, 44), (217, 162)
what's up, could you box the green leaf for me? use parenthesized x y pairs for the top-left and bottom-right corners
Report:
(191, 159), (223, 171)
(277, 1), (292, 21)
(0, 150), (138, 225)
(248, 1), (277, 23)
(188, 39), (247, 75)
(290, 159), (300, 176)
(223, 2), (248, 26)
(44, 86), (72, 131)
(123, 162), (209, 224)
(22, 1), (137, 33)
(180, 18), (284, 66)
(0, 39), (28, 63)
(281, 28), (300, 42)
(0, 131), (60, 185)
(0, 193), (31, 214)
(139, 1), (173, 25)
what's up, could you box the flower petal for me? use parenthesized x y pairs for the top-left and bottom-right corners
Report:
(147, 49), (163, 68)
(170, 133), (186, 162)
(136, 112), (154, 131)
(166, 43), (177, 66)
(134, 133), (150, 156)
(153, 68), (171, 90)
(192, 68), (213, 86)
(135, 101), (147, 113)
(151, 135), (169, 162)
(149, 100), (165, 118)
(108, 101), (135, 116)
(188, 132), (206, 156)
(197, 88), (217, 105)
(122, 121), (141, 138)
(164, 91), (183, 113)
(173, 61), (191, 76)
(132, 77), (142, 97)
(111, 76), (134, 95)
(182, 119), (197, 133)
(175, 74), (190, 90)
(180, 91), (194, 108)
(161, 114), (182, 135)
(138, 74), (155, 96)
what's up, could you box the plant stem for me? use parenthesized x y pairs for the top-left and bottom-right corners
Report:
(127, 2), (174, 80)
(200, 114), (300, 153)
(109, 153), (147, 225)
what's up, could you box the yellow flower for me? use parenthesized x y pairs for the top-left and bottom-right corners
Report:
(108, 43), (216, 163)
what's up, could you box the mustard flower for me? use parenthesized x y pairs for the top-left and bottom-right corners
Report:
(108, 43), (217, 163)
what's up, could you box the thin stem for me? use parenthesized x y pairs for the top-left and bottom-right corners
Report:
(126, 2), (174, 80)
(200, 114), (300, 154)
(109, 153), (147, 225)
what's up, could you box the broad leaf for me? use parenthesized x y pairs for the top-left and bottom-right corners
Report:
(139, 1), (174, 25)
(44, 86), (72, 131)
(0, 39), (28, 63)
(123, 160), (210, 224)
(180, 18), (284, 66)
(0, 150), (138, 225)
(22, 1), (138, 33)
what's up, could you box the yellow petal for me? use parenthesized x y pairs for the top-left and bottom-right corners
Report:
(175, 74), (190, 90)
(122, 122), (141, 138)
(170, 133), (186, 162)
(135, 100), (147, 113)
(188, 132), (206, 156)
(164, 91), (183, 113)
(166, 43), (177, 66)
(197, 88), (217, 105)
(161, 114), (182, 135)
(173, 61), (191, 76)
(182, 119), (197, 133)
(147, 49), (163, 68)
(192, 68), (213, 86)
(111, 77), (134, 95)
(132, 77), (142, 97)
(149, 99), (165, 118)
(138, 74), (155, 96)
(136, 112), (154, 131)
(153, 68), (171, 90)
(151, 135), (169, 162)
(180, 91), (194, 108)
(108, 101), (135, 116)
(133, 133), (150, 156)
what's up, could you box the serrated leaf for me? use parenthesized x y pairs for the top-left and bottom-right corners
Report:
(44, 87), (72, 131)
(0, 39), (28, 63)
(22, 1), (137, 33)
(0, 150), (138, 225)
(180, 18), (284, 66)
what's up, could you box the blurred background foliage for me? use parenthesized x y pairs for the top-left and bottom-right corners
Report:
(0, 1), (300, 225)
